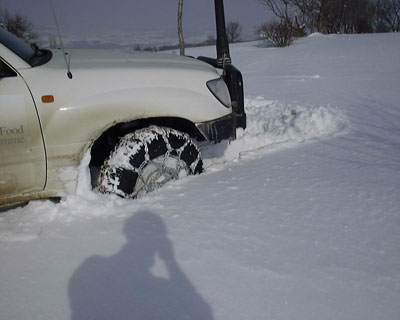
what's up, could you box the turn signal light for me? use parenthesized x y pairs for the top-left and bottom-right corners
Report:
(42, 95), (55, 103)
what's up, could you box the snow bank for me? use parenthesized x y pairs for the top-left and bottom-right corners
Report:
(204, 96), (347, 164)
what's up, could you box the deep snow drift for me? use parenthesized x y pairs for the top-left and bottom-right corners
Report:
(1, 33), (400, 320)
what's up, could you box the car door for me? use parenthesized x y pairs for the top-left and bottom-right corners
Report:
(0, 58), (46, 197)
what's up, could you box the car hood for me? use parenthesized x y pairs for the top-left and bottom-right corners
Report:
(45, 48), (216, 73)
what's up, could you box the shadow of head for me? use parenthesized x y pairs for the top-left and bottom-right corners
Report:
(122, 211), (171, 268)
(123, 210), (167, 240)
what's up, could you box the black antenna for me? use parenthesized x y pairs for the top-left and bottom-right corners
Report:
(49, 0), (73, 79)
(214, 0), (231, 68)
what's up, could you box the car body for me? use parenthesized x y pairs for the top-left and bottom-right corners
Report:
(0, 25), (245, 206)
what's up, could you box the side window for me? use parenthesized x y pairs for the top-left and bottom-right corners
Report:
(0, 59), (17, 78)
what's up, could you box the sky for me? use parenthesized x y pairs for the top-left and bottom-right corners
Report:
(0, 0), (270, 45)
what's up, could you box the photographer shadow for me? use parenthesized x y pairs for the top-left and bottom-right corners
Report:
(68, 211), (213, 320)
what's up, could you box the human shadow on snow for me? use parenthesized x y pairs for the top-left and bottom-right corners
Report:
(68, 211), (214, 320)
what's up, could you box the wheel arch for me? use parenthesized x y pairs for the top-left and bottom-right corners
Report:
(89, 116), (205, 187)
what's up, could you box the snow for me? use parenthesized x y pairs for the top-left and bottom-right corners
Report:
(210, 97), (347, 163)
(1, 33), (400, 319)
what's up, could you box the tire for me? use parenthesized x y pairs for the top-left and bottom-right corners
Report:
(96, 126), (203, 198)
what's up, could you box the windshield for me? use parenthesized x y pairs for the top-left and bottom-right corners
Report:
(0, 27), (35, 63)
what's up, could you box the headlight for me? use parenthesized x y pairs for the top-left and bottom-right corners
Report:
(207, 78), (231, 108)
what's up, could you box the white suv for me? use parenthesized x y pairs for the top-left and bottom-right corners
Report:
(0, 4), (245, 206)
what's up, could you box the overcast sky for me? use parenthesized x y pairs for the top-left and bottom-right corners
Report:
(1, 0), (270, 41)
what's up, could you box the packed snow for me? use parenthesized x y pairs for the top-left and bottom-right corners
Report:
(1, 33), (400, 320)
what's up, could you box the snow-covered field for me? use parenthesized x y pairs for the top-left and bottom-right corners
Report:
(1, 33), (400, 319)
(37, 27), (215, 49)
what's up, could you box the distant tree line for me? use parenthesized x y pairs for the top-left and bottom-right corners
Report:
(135, 36), (217, 53)
(258, 0), (400, 47)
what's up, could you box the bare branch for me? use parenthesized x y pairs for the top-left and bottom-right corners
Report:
(226, 21), (243, 43)
(0, 7), (38, 42)
(178, 0), (185, 56)
(257, 19), (294, 47)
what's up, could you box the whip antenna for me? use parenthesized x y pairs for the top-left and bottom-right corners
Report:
(49, 0), (72, 79)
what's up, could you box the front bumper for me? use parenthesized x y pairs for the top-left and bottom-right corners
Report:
(196, 113), (237, 142)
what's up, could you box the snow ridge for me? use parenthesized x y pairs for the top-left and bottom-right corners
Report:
(204, 96), (348, 164)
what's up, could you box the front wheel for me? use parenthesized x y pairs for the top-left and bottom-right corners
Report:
(96, 126), (203, 198)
